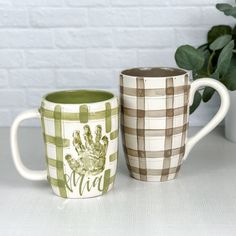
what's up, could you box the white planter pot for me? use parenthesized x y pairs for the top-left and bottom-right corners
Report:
(225, 91), (236, 142)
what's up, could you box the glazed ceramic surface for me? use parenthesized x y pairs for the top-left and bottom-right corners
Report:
(11, 90), (119, 198)
(120, 67), (230, 182)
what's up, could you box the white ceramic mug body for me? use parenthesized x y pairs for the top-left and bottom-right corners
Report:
(11, 90), (119, 198)
(120, 67), (229, 182)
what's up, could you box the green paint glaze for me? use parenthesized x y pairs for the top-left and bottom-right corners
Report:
(45, 90), (114, 104)
(40, 106), (118, 121)
(49, 172), (116, 196)
(105, 102), (111, 133)
(102, 169), (111, 194)
(46, 157), (64, 169)
(109, 175), (116, 184)
(44, 134), (70, 147)
(109, 152), (117, 162)
(39, 91), (119, 198)
(48, 176), (65, 188)
(54, 105), (67, 198)
(64, 171), (104, 196)
(110, 130), (118, 140)
(40, 101), (50, 179)
(65, 124), (108, 176)
(79, 105), (88, 123)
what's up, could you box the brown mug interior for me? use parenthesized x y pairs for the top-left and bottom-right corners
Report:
(121, 67), (187, 77)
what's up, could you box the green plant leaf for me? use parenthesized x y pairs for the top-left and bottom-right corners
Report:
(190, 91), (202, 114)
(198, 43), (209, 52)
(207, 25), (232, 43)
(231, 54), (236, 66)
(202, 72), (219, 102)
(216, 3), (233, 14)
(216, 40), (234, 77)
(209, 34), (232, 50)
(175, 45), (205, 71)
(202, 87), (215, 102)
(233, 25), (236, 46)
(229, 8), (236, 18)
(233, 25), (236, 37)
(233, 25), (236, 31)
(221, 66), (236, 90)
(216, 3), (236, 18)
(196, 44), (211, 77)
(207, 51), (217, 75)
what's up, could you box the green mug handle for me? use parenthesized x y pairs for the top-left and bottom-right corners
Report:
(10, 109), (47, 181)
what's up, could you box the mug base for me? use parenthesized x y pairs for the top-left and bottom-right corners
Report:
(129, 172), (179, 182)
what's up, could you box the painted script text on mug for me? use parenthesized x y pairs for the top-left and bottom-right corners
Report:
(120, 67), (230, 182)
(11, 90), (119, 198)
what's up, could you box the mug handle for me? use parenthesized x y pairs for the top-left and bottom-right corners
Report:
(10, 109), (47, 180)
(183, 78), (230, 161)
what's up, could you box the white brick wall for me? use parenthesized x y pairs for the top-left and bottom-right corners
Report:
(0, 0), (234, 126)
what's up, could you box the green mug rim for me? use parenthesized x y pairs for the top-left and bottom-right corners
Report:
(43, 90), (115, 105)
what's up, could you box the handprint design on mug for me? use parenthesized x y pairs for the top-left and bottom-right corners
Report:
(65, 125), (108, 176)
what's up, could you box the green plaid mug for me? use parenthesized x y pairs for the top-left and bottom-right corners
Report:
(120, 67), (230, 182)
(11, 90), (119, 198)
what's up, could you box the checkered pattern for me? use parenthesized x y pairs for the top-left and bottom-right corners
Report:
(39, 97), (119, 198)
(120, 73), (190, 182)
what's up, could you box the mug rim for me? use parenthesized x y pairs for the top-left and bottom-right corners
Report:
(42, 89), (116, 105)
(121, 67), (188, 78)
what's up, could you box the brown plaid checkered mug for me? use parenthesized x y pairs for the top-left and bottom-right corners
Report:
(120, 67), (230, 182)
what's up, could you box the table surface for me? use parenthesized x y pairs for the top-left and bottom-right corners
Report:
(0, 127), (236, 236)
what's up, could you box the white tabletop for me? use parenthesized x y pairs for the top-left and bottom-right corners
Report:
(1, 127), (236, 236)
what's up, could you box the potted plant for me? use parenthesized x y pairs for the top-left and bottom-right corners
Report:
(175, 1), (236, 142)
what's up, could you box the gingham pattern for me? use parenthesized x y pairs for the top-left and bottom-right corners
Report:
(120, 72), (190, 182)
(39, 97), (119, 198)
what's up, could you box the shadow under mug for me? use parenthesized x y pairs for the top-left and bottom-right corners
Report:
(120, 67), (230, 182)
(10, 90), (119, 198)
